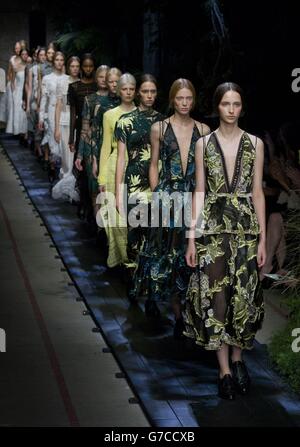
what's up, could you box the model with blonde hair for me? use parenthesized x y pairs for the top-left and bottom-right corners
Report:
(6, 47), (28, 136)
(52, 56), (81, 202)
(75, 65), (122, 217)
(39, 51), (68, 182)
(115, 74), (164, 300)
(97, 73), (136, 267)
(133, 78), (210, 334)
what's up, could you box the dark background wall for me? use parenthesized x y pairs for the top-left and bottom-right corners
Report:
(0, 0), (299, 133)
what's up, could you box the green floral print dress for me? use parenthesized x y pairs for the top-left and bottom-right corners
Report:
(133, 119), (204, 303)
(115, 108), (164, 271)
(183, 131), (264, 350)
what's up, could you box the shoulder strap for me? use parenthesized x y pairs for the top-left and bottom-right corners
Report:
(159, 120), (168, 141)
(255, 135), (258, 149)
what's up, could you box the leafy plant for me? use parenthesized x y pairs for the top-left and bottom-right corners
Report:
(268, 208), (300, 394)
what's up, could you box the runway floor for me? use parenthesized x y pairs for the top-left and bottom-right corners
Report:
(1, 134), (300, 427)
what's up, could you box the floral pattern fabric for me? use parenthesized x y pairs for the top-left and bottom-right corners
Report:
(115, 108), (164, 270)
(133, 119), (203, 302)
(183, 132), (264, 350)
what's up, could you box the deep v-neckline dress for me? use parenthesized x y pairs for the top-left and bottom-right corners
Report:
(133, 119), (202, 303)
(183, 132), (264, 350)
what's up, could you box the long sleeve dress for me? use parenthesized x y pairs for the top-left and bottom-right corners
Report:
(68, 80), (98, 218)
(51, 75), (80, 202)
(114, 108), (164, 275)
(77, 92), (121, 198)
(6, 57), (27, 135)
(183, 131), (264, 350)
(97, 105), (136, 268)
(39, 72), (69, 160)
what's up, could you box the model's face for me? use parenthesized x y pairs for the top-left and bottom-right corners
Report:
(139, 81), (157, 108)
(69, 61), (80, 78)
(119, 83), (136, 103)
(47, 48), (55, 62)
(173, 88), (194, 115)
(97, 70), (108, 89)
(15, 42), (21, 56)
(54, 55), (65, 71)
(38, 51), (47, 63)
(107, 74), (119, 94)
(82, 59), (94, 78)
(218, 90), (242, 124)
(20, 51), (29, 63)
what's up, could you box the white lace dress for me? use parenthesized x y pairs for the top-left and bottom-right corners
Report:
(51, 76), (79, 202)
(6, 61), (27, 135)
(39, 72), (69, 159)
(0, 67), (6, 123)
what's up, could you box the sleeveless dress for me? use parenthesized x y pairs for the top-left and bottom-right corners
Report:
(133, 119), (202, 302)
(183, 131), (264, 350)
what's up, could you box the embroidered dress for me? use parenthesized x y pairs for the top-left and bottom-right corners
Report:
(51, 75), (80, 202)
(133, 119), (202, 302)
(183, 132), (264, 350)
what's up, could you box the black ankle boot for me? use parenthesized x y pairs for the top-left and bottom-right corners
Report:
(145, 299), (160, 318)
(232, 361), (251, 395)
(218, 374), (236, 400)
(173, 317), (185, 340)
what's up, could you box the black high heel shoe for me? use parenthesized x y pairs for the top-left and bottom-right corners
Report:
(144, 299), (160, 318)
(232, 361), (251, 395)
(218, 374), (236, 400)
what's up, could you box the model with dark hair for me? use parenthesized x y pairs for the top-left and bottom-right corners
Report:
(115, 73), (164, 300)
(184, 82), (266, 400)
(68, 53), (97, 218)
(133, 78), (210, 333)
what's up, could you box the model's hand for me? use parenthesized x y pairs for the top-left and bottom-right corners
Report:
(92, 159), (98, 179)
(115, 194), (124, 215)
(54, 129), (61, 144)
(257, 240), (266, 269)
(75, 158), (83, 171)
(38, 121), (44, 131)
(185, 240), (196, 268)
(69, 143), (75, 152)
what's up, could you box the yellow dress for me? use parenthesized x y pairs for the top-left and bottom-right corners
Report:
(97, 105), (136, 267)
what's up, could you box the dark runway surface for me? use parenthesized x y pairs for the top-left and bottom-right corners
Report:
(2, 134), (300, 427)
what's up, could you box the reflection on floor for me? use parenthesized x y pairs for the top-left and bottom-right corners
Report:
(1, 134), (300, 427)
